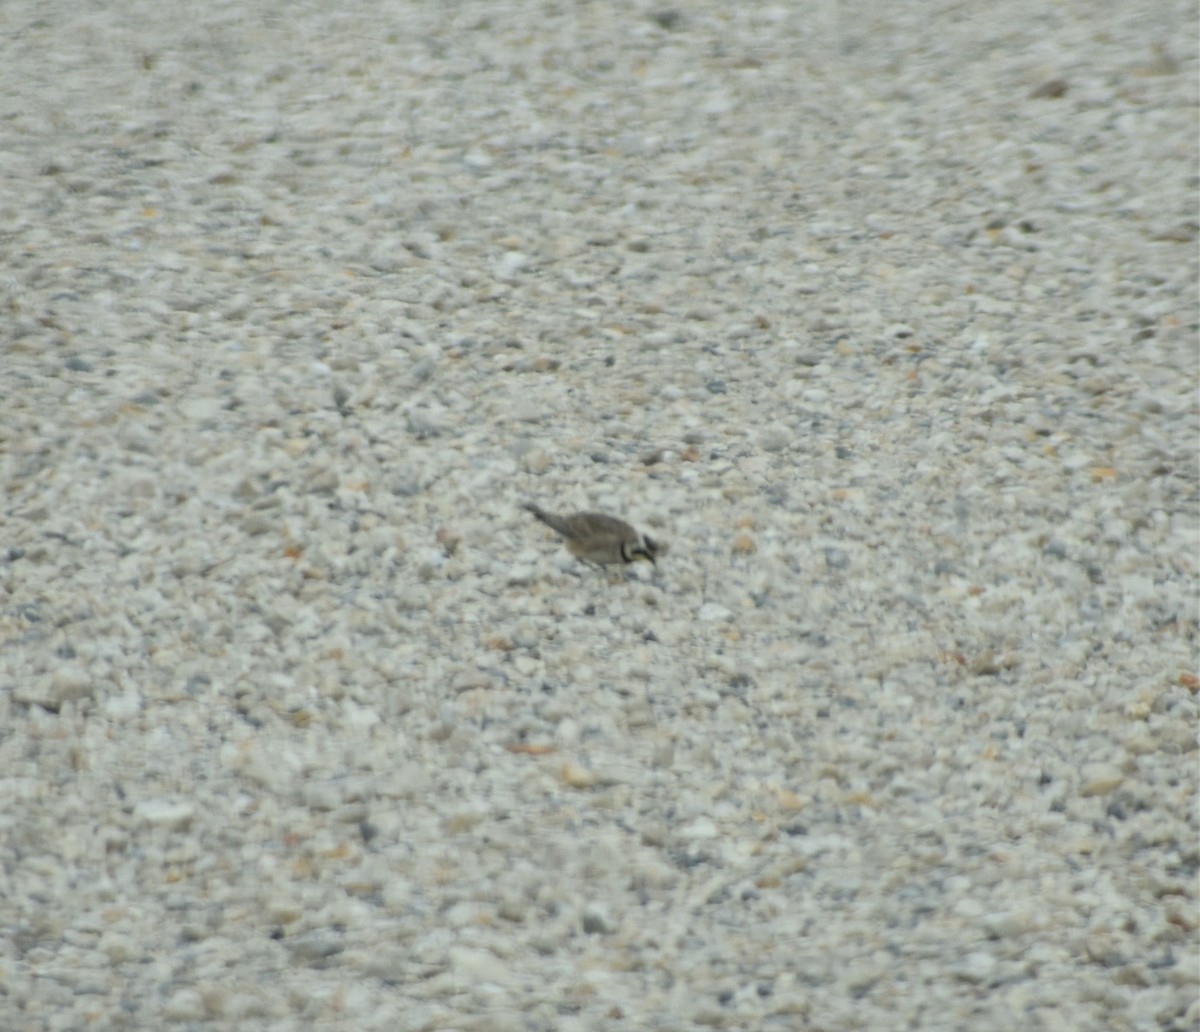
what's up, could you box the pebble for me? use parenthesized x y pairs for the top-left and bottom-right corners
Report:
(448, 946), (511, 984)
(759, 427), (790, 452)
(162, 988), (206, 1022)
(952, 951), (998, 984)
(1079, 764), (1125, 797)
(132, 799), (196, 831)
(284, 930), (345, 962)
(581, 902), (618, 935)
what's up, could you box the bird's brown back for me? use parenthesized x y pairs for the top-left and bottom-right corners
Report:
(525, 504), (636, 543)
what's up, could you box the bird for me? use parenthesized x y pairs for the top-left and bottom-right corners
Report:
(523, 503), (659, 568)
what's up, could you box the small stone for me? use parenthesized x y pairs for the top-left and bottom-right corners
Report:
(99, 931), (141, 964)
(1127, 698), (1165, 740)
(133, 799), (196, 831)
(970, 650), (1001, 676)
(14, 666), (95, 711)
(824, 547), (850, 570)
(505, 564), (537, 587)
(650, 9), (682, 30)
(493, 251), (530, 282)
(103, 693), (142, 719)
(224, 992), (274, 1020)
(436, 526), (461, 556)
(1030, 78), (1069, 99)
(163, 988), (207, 1021)
(512, 655), (539, 677)
(405, 408), (446, 438)
(240, 512), (275, 536)
(679, 817), (719, 840)
(952, 951), (997, 983)
(582, 902), (617, 935)
(301, 783), (342, 811)
(1084, 936), (1126, 967)
(181, 396), (225, 422)
(560, 762), (599, 789)
(1079, 764), (1124, 797)
(518, 447), (552, 474)
(284, 929), (344, 961)
(731, 533), (756, 556)
(498, 897), (528, 923)
(449, 946), (509, 983)
(451, 667), (499, 691)
(982, 909), (1034, 939)
(759, 428), (789, 452)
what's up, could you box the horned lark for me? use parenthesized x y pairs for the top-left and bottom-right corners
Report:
(523, 503), (659, 568)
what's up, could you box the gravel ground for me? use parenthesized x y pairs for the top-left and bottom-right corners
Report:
(1, 2), (1197, 1030)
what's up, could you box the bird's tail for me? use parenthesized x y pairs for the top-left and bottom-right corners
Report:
(523, 502), (569, 537)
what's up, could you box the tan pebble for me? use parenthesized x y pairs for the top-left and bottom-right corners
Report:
(1122, 733), (1156, 754)
(843, 790), (879, 808)
(450, 671), (495, 693)
(240, 513), (274, 537)
(507, 742), (556, 756)
(1165, 902), (1197, 932)
(560, 763), (598, 789)
(777, 789), (807, 812)
(970, 650), (1000, 676)
(512, 655), (539, 677)
(436, 526), (461, 556)
(1079, 765), (1123, 797)
(732, 532), (757, 555)
(163, 989), (207, 1022)
(445, 811), (484, 834)
(1030, 78), (1069, 99)
(519, 448), (553, 473)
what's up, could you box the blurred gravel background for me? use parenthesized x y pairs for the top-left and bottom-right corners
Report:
(1, 2), (1197, 1029)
